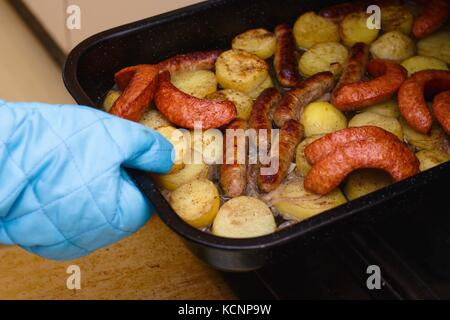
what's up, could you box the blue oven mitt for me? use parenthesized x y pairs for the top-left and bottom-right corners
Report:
(0, 100), (173, 260)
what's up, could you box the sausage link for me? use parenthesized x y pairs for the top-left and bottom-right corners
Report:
(154, 71), (237, 129)
(333, 59), (407, 111)
(273, 72), (336, 127)
(319, 1), (367, 23)
(257, 119), (303, 193)
(110, 65), (159, 122)
(274, 24), (300, 88)
(220, 119), (248, 198)
(413, 0), (450, 39)
(157, 50), (222, 74)
(433, 91), (450, 136)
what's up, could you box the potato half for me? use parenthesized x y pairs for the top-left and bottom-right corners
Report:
(364, 99), (400, 118)
(299, 42), (349, 77)
(212, 196), (276, 238)
(156, 126), (191, 173)
(370, 31), (415, 62)
(400, 119), (445, 151)
(232, 28), (276, 59)
(272, 178), (347, 222)
(207, 89), (253, 120)
(301, 101), (347, 137)
(401, 56), (449, 77)
(340, 12), (380, 47)
(153, 161), (209, 191)
(417, 31), (450, 64)
(349, 112), (403, 140)
(295, 134), (324, 176)
(170, 179), (220, 228)
(171, 70), (217, 98)
(140, 109), (172, 130)
(416, 149), (450, 172)
(381, 5), (414, 35)
(247, 75), (274, 99)
(344, 169), (393, 201)
(216, 49), (269, 95)
(293, 11), (340, 49)
(103, 90), (121, 112)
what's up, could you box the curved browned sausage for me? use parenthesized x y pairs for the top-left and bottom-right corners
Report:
(333, 59), (407, 111)
(157, 50), (222, 74)
(154, 71), (237, 129)
(433, 90), (450, 135)
(413, 0), (450, 39)
(273, 72), (336, 127)
(274, 24), (300, 87)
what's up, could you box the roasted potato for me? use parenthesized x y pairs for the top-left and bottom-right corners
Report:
(156, 126), (191, 173)
(401, 56), (449, 77)
(295, 134), (324, 176)
(207, 89), (253, 120)
(300, 101), (347, 137)
(216, 49), (269, 95)
(153, 161), (209, 191)
(416, 149), (450, 171)
(298, 42), (349, 77)
(369, 31), (415, 62)
(170, 179), (220, 228)
(417, 31), (450, 64)
(293, 11), (340, 49)
(364, 99), (400, 118)
(340, 12), (380, 47)
(212, 196), (276, 238)
(171, 70), (217, 98)
(381, 5), (414, 35)
(140, 109), (172, 129)
(247, 75), (274, 99)
(344, 169), (393, 201)
(191, 129), (223, 165)
(400, 119), (445, 151)
(272, 178), (347, 222)
(349, 112), (403, 140)
(232, 28), (276, 59)
(103, 90), (121, 112)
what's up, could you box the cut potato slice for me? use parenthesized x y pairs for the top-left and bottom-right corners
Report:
(295, 134), (324, 176)
(152, 161), (209, 191)
(156, 126), (191, 173)
(232, 28), (276, 59)
(340, 12), (380, 47)
(216, 49), (269, 95)
(171, 70), (217, 98)
(417, 31), (450, 64)
(400, 118), (445, 150)
(344, 169), (393, 201)
(293, 11), (340, 49)
(207, 89), (253, 120)
(301, 101), (347, 137)
(364, 99), (400, 118)
(416, 149), (450, 171)
(401, 56), (449, 77)
(381, 5), (414, 35)
(170, 179), (220, 228)
(140, 109), (172, 129)
(247, 75), (274, 99)
(103, 90), (121, 112)
(272, 178), (346, 222)
(299, 42), (348, 77)
(370, 31), (415, 62)
(349, 112), (403, 140)
(212, 196), (276, 238)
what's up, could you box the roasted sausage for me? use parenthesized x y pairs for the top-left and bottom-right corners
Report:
(257, 119), (303, 193)
(412, 0), (450, 39)
(305, 126), (400, 164)
(157, 50), (222, 74)
(274, 24), (300, 87)
(333, 59), (407, 111)
(398, 70), (450, 134)
(110, 64), (159, 122)
(331, 43), (369, 105)
(154, 71), (237, 129)
(432, 91), (450, 135)
(319, 1), (367, 23)
(273, 72), (336, 127)
(220, 119), (248, 198)
(304, 127), (419, 195)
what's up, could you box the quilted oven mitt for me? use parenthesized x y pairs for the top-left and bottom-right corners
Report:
(0, 100), (173, 260)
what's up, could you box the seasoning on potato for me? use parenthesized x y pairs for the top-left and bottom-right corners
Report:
(156, 126), (191, 173)
(344, 169), (393, 201)
(103, 90), (121, 112)
(153, 161), (209, 191)
(349, 112), (403, 140)
(340, 12), (380, 47)
(171, 70), (217, 98)
(401, 55), (449, 77)
(207, 89), (253, 120)
(381, 5), (414, 35)
(293, 11), (340, 49)
(369, 31), (415, 62)
(216, 49), (269, 95)
(298, 42), (348, 77)
(212, 196), (276, 238)
(300, 101), (347, 137)
(232, 28), (276, 59)
(140, 109), (172, 130)
(170, 179), (220, 228)
(416, 149), (450, 172)
(248, 75), (274, 99)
